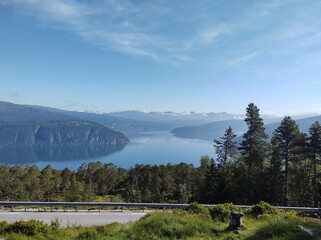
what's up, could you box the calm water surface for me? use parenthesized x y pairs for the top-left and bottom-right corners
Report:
(0, 132), (213, 170)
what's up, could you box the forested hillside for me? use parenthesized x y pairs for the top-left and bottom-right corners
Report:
(0, 103), (320, 207)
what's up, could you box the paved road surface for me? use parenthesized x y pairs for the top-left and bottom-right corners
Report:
(0, 210), (146, 227)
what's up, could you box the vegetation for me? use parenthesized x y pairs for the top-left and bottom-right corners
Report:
(0, 104), (321, 207)
(0, 202), (320, 239)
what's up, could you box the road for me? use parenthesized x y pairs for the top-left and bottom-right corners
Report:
(0, 210), (147, 227)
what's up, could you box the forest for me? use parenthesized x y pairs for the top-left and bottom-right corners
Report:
(0, 103), (320, 207)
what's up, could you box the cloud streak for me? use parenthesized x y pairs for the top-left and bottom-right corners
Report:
(6, 91), (20, 98)
(1, 0), (176, 61)
(2, 0), (321, 69)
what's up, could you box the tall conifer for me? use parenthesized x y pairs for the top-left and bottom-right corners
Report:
(240, 103), (268, 204)
(271, 116), (301, 206)
(308, 121), (321, 207)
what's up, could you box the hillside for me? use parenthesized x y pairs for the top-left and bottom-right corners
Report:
(0, 101), (171, 134)
(0, 120), (129, 148)
(171, 115), (321, 141)
(171, 119), (247, 141)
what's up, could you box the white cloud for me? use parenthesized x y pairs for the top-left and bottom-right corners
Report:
(0, 0), (175, 61)
(186, 24), (231, 49)
(227, 52), (258, 66)
(2, 0), (321, 67)
(62, 100), (99, 112)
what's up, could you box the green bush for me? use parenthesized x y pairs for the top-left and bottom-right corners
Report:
(129, 212), (213, 239)
(75, 229), (100, 240)
(95, 222), (126, 237)
(0, 221), (9, 235)
(6, 220), (48, 236)
(208, 203), (241, 222)
(50, 217), (61, 228)
(246, 216), (304, 240)
(185, 202), (209, 215)
(245, 201), (279, 217)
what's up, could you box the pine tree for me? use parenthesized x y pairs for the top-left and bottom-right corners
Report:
(214, 126), (238, 166)
(268, 136), (284, 205)
(203, 158), (218, 203)
(240, 103), (268, 204)
(271, 116), (301, 206)
(308, 121), (321, 207)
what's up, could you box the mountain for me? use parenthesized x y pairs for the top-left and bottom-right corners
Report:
(0, 101), (169, 134)
(171, 115), (321, 141)
(0, 120), (129, 148)
(3, 101), (321, 145)
(63, 111), (171, 133)
(265, 115), (321, 137)
(0, 101), (71, 123)
(171, 119), (247, 141)
(0, 102), (248, 135)
(108, 110), (244, 123)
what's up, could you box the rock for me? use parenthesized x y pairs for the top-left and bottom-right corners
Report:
(229, 211), (243, 230)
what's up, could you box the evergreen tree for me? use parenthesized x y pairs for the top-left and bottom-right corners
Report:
(268, 136), (284, 205)
(40, 165), (55, 201)
(271, 116), (301, 206)
(308, 121), (321, 207)
(194, 155), (213, 202)
(240, 103), (268, 204)
(214, 126), (238, 166)
(203, 158), (217, 203)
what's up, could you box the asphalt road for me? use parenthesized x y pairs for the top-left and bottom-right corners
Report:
(0, 210), (147, 227)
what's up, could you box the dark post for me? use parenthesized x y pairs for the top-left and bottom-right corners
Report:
(229, 211), (243, 230)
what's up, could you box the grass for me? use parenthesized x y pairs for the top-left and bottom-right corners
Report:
(0, 203), (320, 239)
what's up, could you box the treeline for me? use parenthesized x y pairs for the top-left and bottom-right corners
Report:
(0, 162), (204, 204)
(0, 103), (320, 207)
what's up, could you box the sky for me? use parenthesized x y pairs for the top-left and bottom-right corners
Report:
(1, 0), (321, 116)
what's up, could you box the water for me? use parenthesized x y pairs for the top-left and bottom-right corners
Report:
(0, 132), (214, 170)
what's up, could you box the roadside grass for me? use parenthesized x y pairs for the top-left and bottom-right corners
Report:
(0, 202), (320, 239)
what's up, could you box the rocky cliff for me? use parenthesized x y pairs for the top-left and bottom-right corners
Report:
(0, 120), (129, 148)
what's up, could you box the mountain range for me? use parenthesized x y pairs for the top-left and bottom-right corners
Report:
(0, 102), (130, 148)
(171, 115), (321, 141)
(1, 101), (321, 146)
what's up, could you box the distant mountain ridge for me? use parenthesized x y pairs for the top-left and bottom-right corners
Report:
(171, 120), (247, 141)
(171, 115), (321, 141)
(0, 101), (249, 134)
(108, 110), (245, 122)
(2, 101), (321, 146)
(0, 101), (169, 134)
(0, 102), (130, 148)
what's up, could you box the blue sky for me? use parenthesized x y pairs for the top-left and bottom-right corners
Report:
(1, 0), (321, 115)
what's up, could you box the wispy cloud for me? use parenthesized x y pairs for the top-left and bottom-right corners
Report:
(0, 0), (175, 61)
(2, 0), (321, 68)
(227, 52), (258, 67)
(6, 91), (20, 98)
(186, 24), (231, 49)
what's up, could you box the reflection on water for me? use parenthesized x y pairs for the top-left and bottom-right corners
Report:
(0, 144), (126, 164)
(0, 132), (213, 170)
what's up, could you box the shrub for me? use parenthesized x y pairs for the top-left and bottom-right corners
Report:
(75, 229), (100, 240)
(208, 203), (241, 222)
(96, 222), (125, 237)
(246, 216), (302, 240)
(245, 201), (279, 217)
(0, 221), (9, 235)
(50, 217), (61, 228)
(6, 220), (48, 236)
(185, 202), (209, 215)
(129, 212), (213, 239)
